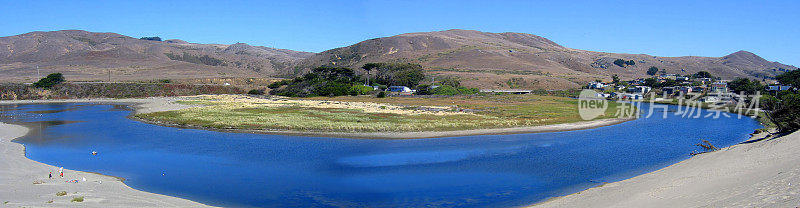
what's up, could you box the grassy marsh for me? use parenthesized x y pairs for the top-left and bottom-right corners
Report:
(136, 94), (624, 132)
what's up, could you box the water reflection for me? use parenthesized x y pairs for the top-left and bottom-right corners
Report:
(1, 103), (762, 207)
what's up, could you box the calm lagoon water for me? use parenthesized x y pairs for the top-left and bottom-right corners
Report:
(1, 103), (761, 207)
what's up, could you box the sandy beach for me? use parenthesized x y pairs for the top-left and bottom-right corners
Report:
(0, 122), (210, 207)
(531, 130), (800, 208)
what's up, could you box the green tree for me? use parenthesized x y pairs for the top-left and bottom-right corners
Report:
(647, 67), (659, 76)
(612, 74), (620, 84)
(728, 78), (764, 95)
(370, 63), (425, 87)
(761, 93), (800, 133)
(361, 63), (381, 85)
(693, 71), (712, 79)
(777, 69), (800, 87)
(33, 73), (65, 89)
(613, 59), (626, 68)
(438, 76), (461, 87)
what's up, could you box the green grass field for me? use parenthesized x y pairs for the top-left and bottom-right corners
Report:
(136, 94), (624, 132)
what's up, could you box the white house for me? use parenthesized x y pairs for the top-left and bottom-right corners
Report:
(387, 86), (412, 93)
(587, 82), (607, 90)
(627, 86), (652, 94)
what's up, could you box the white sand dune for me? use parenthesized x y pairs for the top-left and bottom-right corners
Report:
(532, 130), (800, 208)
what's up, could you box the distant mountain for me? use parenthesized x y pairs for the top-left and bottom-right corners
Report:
(0, 30), (312, 82)
(297, 29), (797, 89)
(1, 29), (795, 90)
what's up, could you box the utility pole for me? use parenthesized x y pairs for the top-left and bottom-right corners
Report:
(108, 69), (111, 82)
(36, 65), (40, 80)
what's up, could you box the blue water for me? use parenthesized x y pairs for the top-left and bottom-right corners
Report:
(1, 103), (761, 207)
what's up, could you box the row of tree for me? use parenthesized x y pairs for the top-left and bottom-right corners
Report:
(270, 63), (479, 97)
(760, 70), (800, 133)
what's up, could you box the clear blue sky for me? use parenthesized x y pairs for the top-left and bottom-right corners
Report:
(1, 0), (798, 66)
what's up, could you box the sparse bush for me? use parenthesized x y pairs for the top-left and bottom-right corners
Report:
(247, 89), (264, 95)
(71, 196), (84, 202)
(140, 36), (162, 41)
(159, 79), (172, 83)
(613, 59), (626, 67)
(267, 81), (282, 89)
(377, 91), (386, 98)
(647, 67), (659, 76)
(56, 191), (67, 196)
(696, 140), (718, 151)
(613, 59), (635, 68)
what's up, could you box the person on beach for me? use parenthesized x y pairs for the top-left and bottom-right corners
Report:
(59, 167), (64, 178)
(49, 172), (52, 179)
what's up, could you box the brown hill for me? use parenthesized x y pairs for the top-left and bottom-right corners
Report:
(1, 29), (795, 90)
(298, 29), (797, 90)
(0, 30), (312, 82)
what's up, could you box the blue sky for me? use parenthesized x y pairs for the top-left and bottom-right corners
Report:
(1, 0), (798, 66)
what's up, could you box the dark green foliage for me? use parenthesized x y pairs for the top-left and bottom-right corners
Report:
(647, 67), (659, 76)
(164, 52), (224, 66)
(777, 69), (800, 87)
(613, 59), (635, 68)
(247, 89), (265, 95)
(415, 84), (433, 95)
(361, 63), (381, 71)
(760, 70), (800, 133)
(693, 71), (712, 79)
(267, 80), (290, 89)
(267, 82), (282, 89)
(140, 37), (162, 41)
(393, 68), (425, 87)
(364, 63), (426, 87)
(377, 91), (386, 98)
(613, 59), (626, 67)
(761, 93), (800, 133)
(643, 78), (658, 87)
(641, 77), (677, 88)
(270, 66), (362, 97)
(159, 79), (172, 83)
(437, 76), (461, 87)
(728, 78), (764, 95)
(33, 73), (65, 89)
(612, 74), (620, 84)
